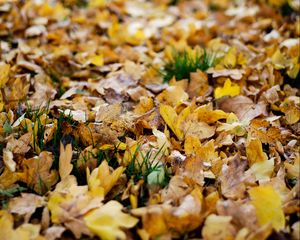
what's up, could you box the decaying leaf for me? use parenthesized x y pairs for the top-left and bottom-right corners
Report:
(0, 0), (298, 238)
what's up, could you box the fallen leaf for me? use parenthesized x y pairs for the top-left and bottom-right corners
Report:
(84, 200), (138, 240)
(87, 160), (124, 196)
(3, 149), (16, 172)
(249, 185), (285, 231)
(157, 85), (189, 107)
(90, 54), (104, 67)
(202, 214), (237, 240)
(219, 154), (247, 199)
(8, 193), (45, 222)
(246, 138), (268, 166)
(18, 152), (58, 194)
(247, 158), (274, 182)
(218, 95), (267, 121)
(0, 62), (10, 87)
(59, 142), (73, 180)
(214, 79), (241, 99)
(183, 121), (216, 140)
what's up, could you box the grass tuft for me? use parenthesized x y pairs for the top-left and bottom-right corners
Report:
(125, 145), (169, 186)
(162, 48), (216, 83)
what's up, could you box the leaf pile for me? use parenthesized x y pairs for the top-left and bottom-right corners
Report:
(0, 0), (299, 239)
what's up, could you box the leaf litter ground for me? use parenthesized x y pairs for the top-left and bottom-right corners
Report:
(0, 0), (299, 240)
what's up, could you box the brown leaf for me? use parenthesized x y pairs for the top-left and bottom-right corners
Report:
(218, 95), (267, 121)
(219, 154), (248, 199)
(18, 151), (58, 194)
(8, 193), (45, 222)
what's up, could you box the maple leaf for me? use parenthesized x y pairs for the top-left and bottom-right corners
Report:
(84, 200), (139, 240)
(48, 176), (102, 238)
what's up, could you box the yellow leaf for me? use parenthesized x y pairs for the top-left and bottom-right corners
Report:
(246, 138), (268, 166)
(90, 54), (104, 67)
(99, 142), (126, 151)
(223, 47), (237, 68)
(271, 49), (286, 69)
(0, 210), (42, 240)
(0, 168), (20, 189)
(89, 0), (106, 7)
(157, 86), (189, 107)
(184, 135), (202, 156)
(214, 79), (240, 99)
(183, 121), (216, 140)
(284, 155), (300, 179)
(202, 214), (236, 240)
(249, 185), (285, 230)
(174, 106), (191, 140)
(196, 105), (228, 124)
(126, 29), (146, 46)
(48, 192), (68, 223)
(0, 62), (10, 88)
(87, 160), (124, 196)
(84, 200), (138, 240)
(159, 104), (178, 138)
(59, 142), (73, 179)
(248, 158), (274, 182)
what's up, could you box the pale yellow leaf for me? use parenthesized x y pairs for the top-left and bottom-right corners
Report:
(59, 142), (73, 179)
(248, 158), (274, 182)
